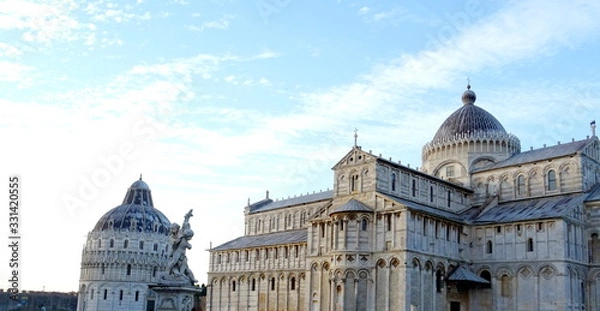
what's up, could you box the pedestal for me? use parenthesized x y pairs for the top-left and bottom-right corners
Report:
(150, 285), (203, 311)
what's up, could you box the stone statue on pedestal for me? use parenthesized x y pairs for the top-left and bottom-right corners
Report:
(161, 209), (197, 286)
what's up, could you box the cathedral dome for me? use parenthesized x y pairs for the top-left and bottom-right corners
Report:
(432, 85), (507, 143)
(92, 177), (170, 234)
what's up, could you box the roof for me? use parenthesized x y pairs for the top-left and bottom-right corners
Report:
(432, 87), (507, 143)
(249, 190), (333, 214)
(447, 266), (490, 284)
(587, 184), (600, 202)
(478, 138), (592, 171)
(473, 193), (588, 224)
(329, 199), (373, 215)
(384, 194), (466, 223)
(92, 179), (171, 234)
(211, 229), (307, 251)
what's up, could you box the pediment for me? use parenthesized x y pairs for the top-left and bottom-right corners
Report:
(332, 147), (377, 170)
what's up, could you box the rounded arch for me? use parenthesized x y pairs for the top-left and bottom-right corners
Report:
(471, 156), (498, 169)
(432, 160), (467, 178)
(358, 269), (370, 279)
(495, 266), (514, 278)
(376, 258), (387, 268)
(424, 260), (434, 272)
(589, 268), (600, 280)
(411, 257), (421, 269)
(311, 262), (319, 271)
(344, 269), (357, 279)
(516, 264), (535, 278)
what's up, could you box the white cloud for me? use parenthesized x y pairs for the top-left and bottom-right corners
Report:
(0, 43), (23, 57)
(358, 6), (370, 15)
(0, 61), (34, 84)
(0, 0), (83, 44)
(186, 14), (235, 32)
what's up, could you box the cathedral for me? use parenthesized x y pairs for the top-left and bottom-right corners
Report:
(206, 85), (600, 311)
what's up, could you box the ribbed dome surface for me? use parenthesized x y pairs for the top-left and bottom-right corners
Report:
(432, 86), (506, 142)
(92, 178), (170, 234)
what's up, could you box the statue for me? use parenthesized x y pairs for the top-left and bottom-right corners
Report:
(163, 209), (197, 286)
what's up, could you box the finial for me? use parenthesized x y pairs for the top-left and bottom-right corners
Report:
(592, 120), (596, 137)
(467, 77), (471, 89)
(139, 174), (142, 180)
(354, 128), (358, 147)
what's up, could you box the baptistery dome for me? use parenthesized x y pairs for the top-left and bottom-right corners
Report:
(92, 178), (170, 234)
(77, 177), (172, 311)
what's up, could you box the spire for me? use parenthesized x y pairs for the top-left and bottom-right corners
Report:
(139, 173), (143, 180)
(354, 128), (358, 147)
(592, 120), (597, 137)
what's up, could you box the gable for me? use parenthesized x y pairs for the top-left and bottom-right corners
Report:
(331, 146), (378, 171)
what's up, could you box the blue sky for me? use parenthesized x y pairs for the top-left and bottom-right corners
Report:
(1, 0), (600, 292)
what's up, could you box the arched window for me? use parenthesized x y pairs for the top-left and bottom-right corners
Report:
(527, 238), (534, 252)
(135, 291), (139, 301)
(98, 239), (102, 248)
(411, 179), (416, 197)
(447, 190), (451, 207)
(119, 290), (123, 301)
(126, 264), (132, 276)
(436, 270), (444, 292)
(251, 278), (256, 291)
(124, 240), (129, 249)
(361, 219), (368, 231)
(547, 170), (557, 191)
(103, 289), (108, 300)
(139, 241), (144, 250)
(153, 267), (157, 278)
(290, 277), (296, 290)
(351, 174), (359, 192)
(271, 277), (276, 291)
(501, 275), (510, 297)
(517, 175), (526, 196)
(480, 270), (492, 289)
(109, 239), (114, 248)
(153, 243), (158, 251)
(486, 240), (493, 254)
(232, 281), (236, 292)
(391, 173), (397, 192)
(101, 264), (105, 275)
(90, 290), (94, 300)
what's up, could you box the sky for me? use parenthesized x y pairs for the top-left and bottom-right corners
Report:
(1, 0), (600, 293)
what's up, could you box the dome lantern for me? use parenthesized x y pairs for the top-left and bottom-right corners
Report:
(462, 83), (476, 105)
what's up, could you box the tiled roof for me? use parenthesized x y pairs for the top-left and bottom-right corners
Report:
(211, 229), (307, 251)
(473, 193), (587, 224)
(249, 190), (333, 214)
(586, 184), (600, 202)
(478, 138), (591, 171)
(384, 195), (465, 223)
(447, 266), (489, 284)
(329, 199), (373, 215)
